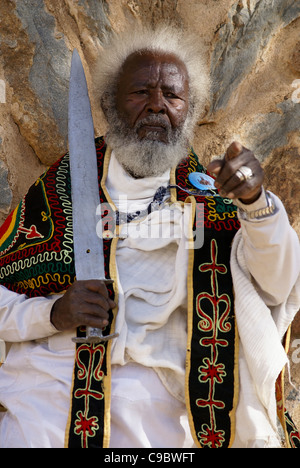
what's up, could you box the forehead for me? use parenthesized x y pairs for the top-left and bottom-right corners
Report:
(117, 51), (189, 90)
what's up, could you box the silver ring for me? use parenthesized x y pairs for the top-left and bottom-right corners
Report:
(235, 166), (254, 182)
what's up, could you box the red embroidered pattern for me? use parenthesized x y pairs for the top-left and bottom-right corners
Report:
(195, 239), (232, 448)
(73, 343), (105, 448)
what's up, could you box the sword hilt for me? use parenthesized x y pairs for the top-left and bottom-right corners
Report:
(72, 278), (119, 344)
(72, 328), (119, 344)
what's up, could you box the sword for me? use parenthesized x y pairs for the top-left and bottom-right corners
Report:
(68, 49), (118, 344)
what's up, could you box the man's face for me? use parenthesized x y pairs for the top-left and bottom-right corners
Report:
(115, 51), (190, 144)
(103, 50), (193, 178)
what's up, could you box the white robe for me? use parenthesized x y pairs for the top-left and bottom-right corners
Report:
(0, 152), (299, 448)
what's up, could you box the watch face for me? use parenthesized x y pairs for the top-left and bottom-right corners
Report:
(188, 172), (216, 191)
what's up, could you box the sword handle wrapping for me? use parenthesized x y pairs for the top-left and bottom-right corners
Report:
(72, 278), (119, 344)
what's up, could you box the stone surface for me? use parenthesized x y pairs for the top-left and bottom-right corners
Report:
(0, 0), (299, 439)
(0, 160), (12, 210)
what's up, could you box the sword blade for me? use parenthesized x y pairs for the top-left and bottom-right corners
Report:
(68, 49), (104, 282)
(68, 49), (118, 343)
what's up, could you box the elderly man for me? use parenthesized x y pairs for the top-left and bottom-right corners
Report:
(0, 25), (299, 449)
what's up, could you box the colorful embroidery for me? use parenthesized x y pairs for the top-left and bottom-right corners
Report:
(0, 154), (74, 296)
(72, 343), (106, 448)
(284, 412), (300, 448)
(186, 233), (237, 448)
(172, 155), (239, 448)
(1, 137), (297, 448)
(195, 239), (233, 448)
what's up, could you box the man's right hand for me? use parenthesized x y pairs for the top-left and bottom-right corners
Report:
(50, 280), (116, 332)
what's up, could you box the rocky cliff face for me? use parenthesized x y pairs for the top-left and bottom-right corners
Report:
(0, 0), (299, 221)
(0, 0), (299, 430)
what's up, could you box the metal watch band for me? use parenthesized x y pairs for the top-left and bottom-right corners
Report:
(238, 191), (276, 221)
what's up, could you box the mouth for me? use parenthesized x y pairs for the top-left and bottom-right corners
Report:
(135, 117), (170, 142)
(137, 125), (169, 143)
(141, 125), (167, 132)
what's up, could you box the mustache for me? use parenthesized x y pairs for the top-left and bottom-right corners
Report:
(134, 115), (172, 132)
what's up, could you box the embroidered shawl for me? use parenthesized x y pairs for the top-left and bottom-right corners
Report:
(0, 136), (298, 448)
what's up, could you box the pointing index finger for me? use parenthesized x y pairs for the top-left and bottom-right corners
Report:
(225, 141), (243, 160)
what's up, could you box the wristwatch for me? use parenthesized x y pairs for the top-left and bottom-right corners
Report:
(237, 191), (276, 221)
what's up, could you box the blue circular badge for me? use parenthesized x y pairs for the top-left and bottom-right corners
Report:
(188, 172), (216, 191)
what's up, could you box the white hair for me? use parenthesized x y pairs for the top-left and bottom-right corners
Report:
(93, 24), (210, 123)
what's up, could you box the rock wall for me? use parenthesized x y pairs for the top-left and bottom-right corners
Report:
(0, 0), (299, 223)
(0, 0), (300, 434)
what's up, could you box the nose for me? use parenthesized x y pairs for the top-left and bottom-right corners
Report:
(146, 89), (166, 114)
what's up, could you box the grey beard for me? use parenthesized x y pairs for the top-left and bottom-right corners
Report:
(105, 113), (193, 179)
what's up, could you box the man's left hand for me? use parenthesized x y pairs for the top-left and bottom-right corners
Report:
(207, 141), (264, 204)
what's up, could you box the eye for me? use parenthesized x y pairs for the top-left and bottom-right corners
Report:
(164, 91), (183, 101)
(165, 92), (177, 98)
(134, 89), (148, 95)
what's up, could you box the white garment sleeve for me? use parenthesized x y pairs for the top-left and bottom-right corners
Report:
(0, 286), (60, 342)
(235, 190), (300, 306)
